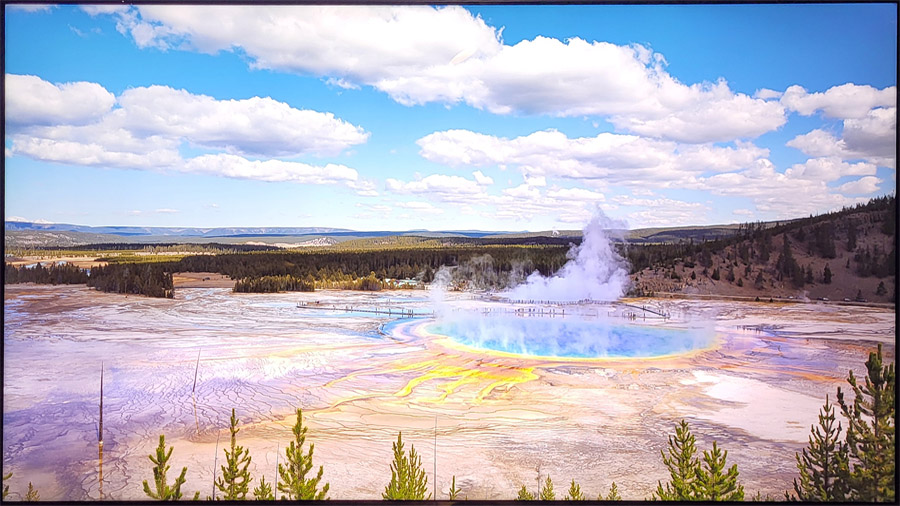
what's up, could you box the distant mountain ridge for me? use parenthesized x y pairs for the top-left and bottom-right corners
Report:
(4, 218), (783, 248)
(4, 221), (354, 237)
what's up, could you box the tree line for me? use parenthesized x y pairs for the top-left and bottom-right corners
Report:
(2, 345), (892, 501)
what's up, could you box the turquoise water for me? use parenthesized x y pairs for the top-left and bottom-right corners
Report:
(426, 316), (712, 358)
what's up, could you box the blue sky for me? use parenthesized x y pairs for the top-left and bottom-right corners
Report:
(4, 3), (896, 231)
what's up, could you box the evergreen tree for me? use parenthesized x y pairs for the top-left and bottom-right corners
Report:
(215, 408), (253, 500)
(875, 281), (886, 296)
(516, 484), (535, 500)
(791, 395), (850, 501)
(694, 441), (744, 501)
(24, 482), (39, 502)
(605, 482), (622, 500)
(823, 265), (832, 284)
(655, 419), (699, 500)
(449, 475), (462, 500)
(711, 268), (721, 281)
(252, 476), (275, 500)
(837, 343), (895, 502)
(2, 471), (10, 500)
(847, 222), (858, 251)
(277, 409), (329, 500)
(383, 432), (431, 500)
(142, 434), (198, 500)
(539, 476), (555, 500)
(564, 479), (584, 500)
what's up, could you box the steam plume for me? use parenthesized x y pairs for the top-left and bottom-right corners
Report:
(503, 210), (630, 302)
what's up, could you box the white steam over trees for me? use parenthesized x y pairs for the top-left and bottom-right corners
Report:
(503, 210), (630, 302)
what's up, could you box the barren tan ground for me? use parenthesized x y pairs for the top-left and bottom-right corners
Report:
(2, 285), (894, 500)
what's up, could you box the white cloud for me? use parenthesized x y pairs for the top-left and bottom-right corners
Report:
(115, 85), (368, 157)
(781, 83), (896, 119)
(784, 157), (876, 182)
(7, 5), (54, 12)
(611, 195), (710, 228)
(154, 208), (179, 214)
(472, 170), (493, 185)
(182, 154), (359, 185)
(6, 75), (371, 189)
(417, 128), (770, 189)
(81, 5), (130, 16)
(787, 107), (896, 168)
(733, 208), (754, 216)
(5, 74), (116, 127)
(396, 201), (443, 214)
(10, 134), (182, 170)
(696, 159), (870, 219)
(103, 5), (785, 142)
(385, 173), (486, 202)
(546, 187), (606, 202)
(6, 74), (369, 164)
(754, 88), (783, 100)
(836, 176), (883, 195)
(607, 79), (786, 143)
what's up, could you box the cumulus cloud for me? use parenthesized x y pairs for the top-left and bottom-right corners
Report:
(385, 173), (486, 202)
(102, 5), (785, 142)
(754, 88), (783, 100)
(417, 128), (770, 189)
(836, 176), (883, 195)
(611, 195), (710, 228)
(7, 4), (54, 12)
(696, 160), (870, 219)
(182, 154), (359, 184)
(115, 85), (368, 157)
(396, 201), (444, 214)
(783, 157), (876, 182)
(5, 74), (116, 127)
(607, 79), (786, 143)
(787, 106), (896, 168)
(6, 74), (370, 190)
(781, 83), (896, 119)
(472, 170), (494, 185)
(80, 5), (130, 16)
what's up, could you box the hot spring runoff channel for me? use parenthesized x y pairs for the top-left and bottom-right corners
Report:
(401, 315), (715, 359)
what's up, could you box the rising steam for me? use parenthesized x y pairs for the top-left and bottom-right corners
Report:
(502, 210), (630, 302)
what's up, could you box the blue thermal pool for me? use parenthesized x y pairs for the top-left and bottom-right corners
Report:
(419, 316), (714, 358)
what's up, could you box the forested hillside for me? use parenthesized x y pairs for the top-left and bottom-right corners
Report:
(629, 195), (895, 303)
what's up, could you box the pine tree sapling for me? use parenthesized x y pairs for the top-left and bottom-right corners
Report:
(383, 432), (431, 500)
(142, 434), (196, 500)
(24, 482), (39, 502)
(695, 441), (744, 501)
(277, 408), (329, 500)
(655, 419), (699, 500)
(449, 475), (462, 500)
(253, 475), (275, 501)
(605, 482), (622, 501)
(564, 479), (585, 500)
(538, 475), (555, 501)
(2, 471), (11, 500)
(837, 343), (895, 502)
(516, 484), (535, 500)
(791, 395), (850, 501)
(215, 408), (253, 500)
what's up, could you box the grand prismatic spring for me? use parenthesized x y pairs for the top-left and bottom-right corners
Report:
(2, 283), (894, 500)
